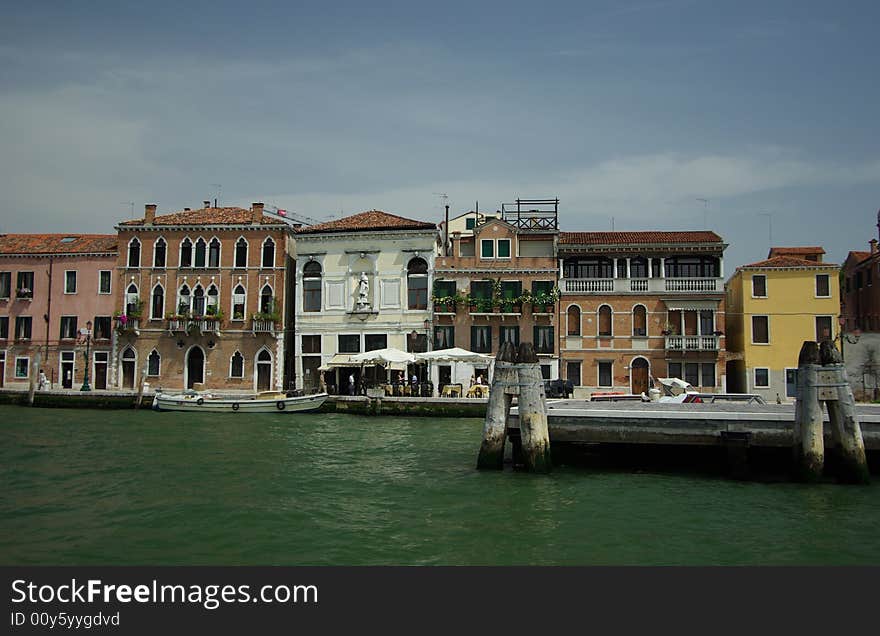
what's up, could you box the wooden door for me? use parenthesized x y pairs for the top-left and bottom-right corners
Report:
(631, 358), (649, 395)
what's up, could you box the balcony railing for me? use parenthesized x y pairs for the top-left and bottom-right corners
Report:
(252, 319), (276, 334)
(665, 335), (720, 351)
(168, 318), (220, 334)
(562, 277), (722, 294)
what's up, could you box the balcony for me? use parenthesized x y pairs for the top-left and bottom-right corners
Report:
(115, 318), (140, 335)
(252, 319), (277, 336)
(168, 318), (221, 335)
(562, 277), (722, 294)
(665, 335), (720, 351)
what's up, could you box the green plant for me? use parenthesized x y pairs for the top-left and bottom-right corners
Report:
(252, 311), (281, 323)
(205, 306), (224, 320)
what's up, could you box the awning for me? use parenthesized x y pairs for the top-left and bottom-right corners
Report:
(322, 354), (354, 369)
(662, 299), (719, 311)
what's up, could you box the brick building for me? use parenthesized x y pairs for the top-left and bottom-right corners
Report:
(557, 231), (727, 396)
(841, 211), (880, 333)
(0, 234), (118, 389)
(114, 202), (293, 393)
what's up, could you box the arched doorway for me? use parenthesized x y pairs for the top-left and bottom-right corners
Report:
(631, 357), (650, 395)
(256, 349), (272, 392)
(186, 346), (205, 389)
(121, 347), (136, 389)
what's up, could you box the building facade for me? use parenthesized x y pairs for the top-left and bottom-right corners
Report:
(725, 247), (840, 402)
(433, 200), (560, 386)
(114, 203), (293, 393)
(293, 210), (438, 394)
(0, 234), (118, 389)
(557, 231), (728, 397)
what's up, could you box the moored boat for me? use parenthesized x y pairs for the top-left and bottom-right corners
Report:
(152, 390), (328, 413)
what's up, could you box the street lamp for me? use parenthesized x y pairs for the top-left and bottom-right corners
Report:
(80, 320), (92, 391)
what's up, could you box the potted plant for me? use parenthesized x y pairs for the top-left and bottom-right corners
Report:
(662, 322), (678, 336)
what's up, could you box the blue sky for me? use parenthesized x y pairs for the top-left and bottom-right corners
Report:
(1, 0), (877, 270)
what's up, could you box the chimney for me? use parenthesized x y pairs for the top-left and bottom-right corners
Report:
(184, 207), (191, 212)
(144, 204), (157, 225)
(203, 200), (211, 209)
(871, 239), (878, 254)
(251, 202), (264, 224)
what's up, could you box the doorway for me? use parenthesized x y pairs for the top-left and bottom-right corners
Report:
(186, 346), (205, 389)
(94, 352), (108, 390)
(61, 351), (75, 389)
(121, 348), (136, 389)
(631, 357), (650, 395)
(256, 349), (272, 392)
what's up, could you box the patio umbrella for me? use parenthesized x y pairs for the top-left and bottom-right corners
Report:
(415, 348), (494, 392)
(349, 347), (416, 365)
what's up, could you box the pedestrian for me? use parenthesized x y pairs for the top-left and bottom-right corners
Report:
(38, 370), (47, 391)
(349, 373), (356, 396)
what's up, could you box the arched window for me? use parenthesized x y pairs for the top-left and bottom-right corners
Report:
(303, 261), (322, 312)
(127, 238), (141, 268)
(633, 305), (647, 336)
(180, 238), (193, 268)
(147, 349), (161, 376)
(125, 283), (139, 316)
(567, 305), (581, 336)
(177, 284), (191, 315)
(262, 238), (275, 268)
(260, 284), (274, 314)
(230, 351), (244, 378)
(192, 285), (205, 315)
(232, 284), (246, 320)
(194, 238), (207, 268)
(153, 237), (166, 268)
(206, 284), (219, 316)
(407, 257), (428, 310)
(598, 305), (612, 336)
(234, 238), (248, 268)
(208, 238), (221, 268)
(151, 284), (164, 320)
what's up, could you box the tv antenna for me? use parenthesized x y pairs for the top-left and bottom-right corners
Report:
(433, 193), (448, 208)
(120, 201), (135, 217)
(210, 183), (222, 206)
(696, 198), (709, 229)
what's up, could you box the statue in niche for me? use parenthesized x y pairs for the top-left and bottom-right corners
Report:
(356, 272), (370, 310)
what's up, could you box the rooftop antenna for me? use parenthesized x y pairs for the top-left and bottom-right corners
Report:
(432, 193), (448, 207)
(211, 183), (222, 207)
(611, 216), (615, 231)
(121, 202), (135, 217)
(696, 198), (709, 229)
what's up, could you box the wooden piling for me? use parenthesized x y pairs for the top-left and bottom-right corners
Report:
(477, 342), (517, 470)
(795, 341), (824, 481)
(135, 365), (147, 409)
(28, 352), (41, 406)
(819, 341), (869, 484)
(516, 342), (552, 473)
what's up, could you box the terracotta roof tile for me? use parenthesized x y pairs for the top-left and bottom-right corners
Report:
(742, 255), (838, 268)
(559, 231), (723, 245)
(297, 210), (437, 234)
(119, 206), (286, 226)
(0, 234), (118, 255)
(768, 246), (825, 256)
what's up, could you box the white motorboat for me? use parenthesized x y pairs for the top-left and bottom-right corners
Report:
(152, 390), (328, 413)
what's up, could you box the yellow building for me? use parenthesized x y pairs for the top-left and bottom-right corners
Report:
(725, 247), (839, 402)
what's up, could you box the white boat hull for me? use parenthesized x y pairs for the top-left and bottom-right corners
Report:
(152, 392), (328, 413)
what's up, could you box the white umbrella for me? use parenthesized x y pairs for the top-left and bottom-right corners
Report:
(350, 347), (415, 365)
(415, 347), (493, 363)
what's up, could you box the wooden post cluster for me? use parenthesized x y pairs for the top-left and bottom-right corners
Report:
(794, 340), (869, 484)
(477, 341), (552, 473)
(28, 352), (41, 406)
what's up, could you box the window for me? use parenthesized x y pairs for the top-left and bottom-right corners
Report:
(153, 238), (166, 268)
(15, 357), (29, 379)
(752, 315), (769, 344)
(99, 270), (111, 294)
(434, 326), (454, 349)
(208, 238), (221, 268)
(785, 368), (798, 398)
(177, 285), (191, 315)
(566, 361), (581, 385)
(470, 281), (493, 311)
(206, 285), (219, 316)
(15, 316), (32, 340)
(598, 305), (612, 337)
(500, 326), (520, 347)
(60, 316), (78, 340)
(230, 352), (244, 378)
(541, 365), (551, 380)
(598, 361), (612, 387)
(192, 285), (205, 315)
(752, 275), (766, 297)
(407, 332), (428, 353)
(667, 362), (682, 379)
(532, 280), (553, 297)
(151, 285), (164, 320)
(302, 261), (322, 312)
(815, 274), (830, 297)
(465, 218), (476, 230)
(433, 280), (456, 299)
(365, 334), (388, 351)
(0, 316), (8, 339)
(563, 257), (613, 279)
(338, 334), (360, 353)
(232, 284), (246, 320)
(0, 272), (10, 298)
(700, 363), (715, 388)
(664, 255), (719, 278)
(262, 238), (275, 268)
(616, 259), (628, 279)
(16, 272), (34, 298)
(754, 368), (769, 388)
(534, 326), (554, 354)
(194, 238), (207, 268)
(260, 285), (274, 314)
(630, 257), (648, 278)
(815, 316), (832, 342)
(180, 238), (193, 268)
(127, 238), (141, 267)
(147, 350), (161, 376)
(567, 305), (581, 336)
(497, 239), (511, 258)
(235, 238), (248, 268)
(480, 239), (494, 259)
(685, 363), (699, 386)
(471, 326), (492, 353)
(301, 335), (321, 354)
(632, 305), (647, 336)
(499, 281), (521, 310)
(407, 258), (428, 310)
(93, 316), (112, 340)
(64, 271), (77, 294)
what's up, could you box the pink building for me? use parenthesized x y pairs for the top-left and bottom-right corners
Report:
(0, 234), (118, 389)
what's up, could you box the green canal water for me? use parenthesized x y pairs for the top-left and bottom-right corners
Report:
(1, 405), (878, 565)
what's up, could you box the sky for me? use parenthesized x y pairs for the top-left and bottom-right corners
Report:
(1, 0), (878, 271)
